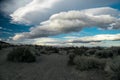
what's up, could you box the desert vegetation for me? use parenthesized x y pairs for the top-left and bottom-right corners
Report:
(73, 56), (106, 71)
(0, 41), (120, 80)
(7, 47), (36, 62)
(67, 46), (120, 80)
(0, 45), (1, 50)
(107, 56), (120, 80)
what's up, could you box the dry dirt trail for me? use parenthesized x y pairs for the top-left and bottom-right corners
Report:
(0, 48), (108, 80)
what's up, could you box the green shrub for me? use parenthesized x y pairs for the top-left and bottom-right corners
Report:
(74, 56), (106, 71)
(84, 49), (96, 56)
(110, 47), (120, 56)
(68, 53), (75, 65)
(108, 56), (120, 80)
(7, 47), (36, 63)
(29, 47), (40, 56)
(95, 50), (113, 58)
(0, 45), (1, 50)
(73, 49), (86, 56)
(41, 50), (50, 55)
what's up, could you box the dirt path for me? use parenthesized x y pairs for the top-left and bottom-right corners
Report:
(0, 48), (108, 80)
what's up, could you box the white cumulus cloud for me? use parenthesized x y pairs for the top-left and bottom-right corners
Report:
(32, 34), (120, 47)
(12, 33), (120, 47)
(12, 7), (120, 40)
(1, 0), (119, 25)
(1, 0), (33, 14)
(10, 0), (61, 24)
(68, 34), (120, 43)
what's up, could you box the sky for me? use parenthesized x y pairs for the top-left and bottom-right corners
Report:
(0, 0), (120, 47)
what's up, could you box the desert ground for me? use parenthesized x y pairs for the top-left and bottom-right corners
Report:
(0, 47), (108, 80)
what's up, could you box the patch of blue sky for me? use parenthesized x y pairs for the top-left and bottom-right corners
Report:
(110, 2), (120, 10)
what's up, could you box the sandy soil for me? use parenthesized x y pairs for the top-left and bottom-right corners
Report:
(0, 48), (108, 80)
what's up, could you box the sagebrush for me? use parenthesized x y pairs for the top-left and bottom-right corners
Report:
(7, 47), (36, 62)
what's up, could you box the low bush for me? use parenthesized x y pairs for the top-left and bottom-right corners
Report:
(41, 50), (50, 55)
(74, 56), (106, 71)
(84, 49), (96, 56)
(95, 50), (114, 58)
(0, 45), (1, 50)
(29, 47), (40, 56)
(108, 56), (120, 80)
(73, 49), (86, 56)
(68, 53), (75, 65)
(7, 47), (36, 63)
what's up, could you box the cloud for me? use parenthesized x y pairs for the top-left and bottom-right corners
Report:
(11, 33), (120, 47)
(0, 0), (33, 14)
(10, 0), (61, 24)
(63, 36), (80, 39)
(30, 34), (120, 47)
(10, 37), (65, 46)
(33, 37), (64, 45)
(2, 0), (118, 24)
(68, 34), (120, 43)
(0, 27), (2, 29)
(12, 7), (120, 40)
